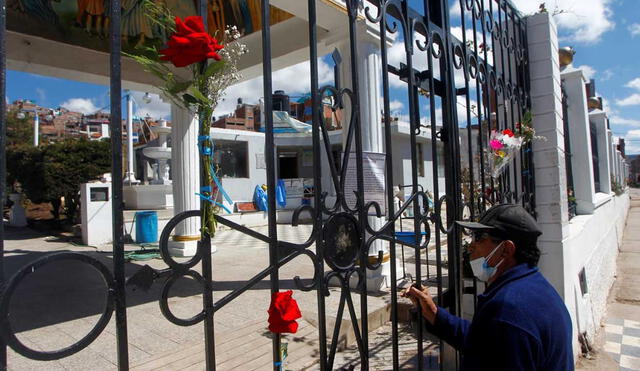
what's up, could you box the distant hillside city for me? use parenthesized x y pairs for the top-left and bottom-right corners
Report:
(7, 90), (343, 145)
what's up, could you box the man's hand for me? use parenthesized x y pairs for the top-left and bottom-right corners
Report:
(402, 286), (438, 325)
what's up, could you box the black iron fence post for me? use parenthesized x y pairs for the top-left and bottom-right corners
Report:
(0, 0), (7, 366)
(306, 1), (329, 370)
(260, 2), (282, 370)
(108, 0), (130, 368)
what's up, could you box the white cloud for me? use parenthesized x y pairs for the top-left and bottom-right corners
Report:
(629, 23), (640, 37)
(615, 94), (640, 107)
(213, 58), (333, 117)
(389, 100), (404, 112)
(625, 78), (640, 91)
(389, 73), (405, 89)
(601, 69), (614, 81)
(35, 88), (46, 104)
(60, 98), (100, 115)
(601, 97), (614, 115)
(387, 38), (429, 73)
(510, 0), (615, 44)
(610, 114), (640, 128)
(130, 91), (170, 120)
(624, 129), (640, 154)
(576, 65), (596, 80)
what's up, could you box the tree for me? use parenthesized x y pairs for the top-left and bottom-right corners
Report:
(7, 138), (112, 221)
(5, 109), (35, 147)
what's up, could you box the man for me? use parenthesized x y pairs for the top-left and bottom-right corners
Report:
(404, 204), (574, 370)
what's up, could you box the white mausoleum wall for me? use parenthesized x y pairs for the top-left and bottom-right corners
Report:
(527, 11), (631, 360)
(562, 193), (629, 349)
(210, 128), (267, 209)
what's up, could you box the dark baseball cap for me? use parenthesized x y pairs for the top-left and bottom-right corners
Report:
(456, 204), (542, 239)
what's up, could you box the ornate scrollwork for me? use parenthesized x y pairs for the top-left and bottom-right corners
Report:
(0, 253), (115, 360)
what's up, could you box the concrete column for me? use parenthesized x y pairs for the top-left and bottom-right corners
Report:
(125, 93), (140, 185)
(334, 22), (388, 290)
(168, 104), (201, 256)
(612, 142), (618, 183)
(33, 113), (39, 147)
(589, 110), (611, 194)
(608, 130), (615, 182)
(527, 12), (570, 294)
(616, 151), (623, 185)
(561, 68), (596, 214)
(528, 13), (589, 358)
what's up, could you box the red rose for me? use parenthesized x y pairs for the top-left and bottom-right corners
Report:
(267, 290), (302, 334)
(502, 129), (515, 137)
(159, 16), (224, 68)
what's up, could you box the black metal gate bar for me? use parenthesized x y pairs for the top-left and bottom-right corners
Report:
(420, 0), (449, 366)
(107, 0), (130, 368)
(457, 0), (477, 221)
(0, 0), (535, 369)
(197, 1), (217, 369)
(397, 1), (426, 368)
(306, 2), (329, 370)
(372, 3), (401, 368)
(504, 6), (520, 199)
(456, 0), (479, 312)
(0, 0), (7, 366)
(465, 0), (488, 214)
(441, 0), (466, 366)
(521, 16), (535, 213)
(260, 2), (282, 369)
(345, 2), (370, 367)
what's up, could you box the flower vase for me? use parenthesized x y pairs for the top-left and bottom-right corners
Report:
(487, 145), (519, 178)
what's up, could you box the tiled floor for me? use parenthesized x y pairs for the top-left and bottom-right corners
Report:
(604, 317), (640, 370)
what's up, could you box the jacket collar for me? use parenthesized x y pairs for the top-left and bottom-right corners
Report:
(480, 263), (538, 301)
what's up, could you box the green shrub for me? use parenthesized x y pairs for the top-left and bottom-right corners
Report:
(6, 138), (112, 220)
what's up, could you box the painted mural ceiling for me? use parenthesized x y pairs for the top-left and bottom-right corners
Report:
(7, 0), (293, 53)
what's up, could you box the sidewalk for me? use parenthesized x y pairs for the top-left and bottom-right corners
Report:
(578, 188), (640, 371)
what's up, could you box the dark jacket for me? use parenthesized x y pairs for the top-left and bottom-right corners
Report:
(428, 263), (574, 370)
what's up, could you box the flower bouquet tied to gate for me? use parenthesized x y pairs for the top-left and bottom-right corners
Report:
(124, 1), (247, 237)
(487, 111), (541, 178)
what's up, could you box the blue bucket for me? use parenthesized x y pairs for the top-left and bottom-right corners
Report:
(395, 231), (427, 245)
(135, 211), (158, 244)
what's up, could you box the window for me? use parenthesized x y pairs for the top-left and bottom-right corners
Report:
(590, 121), (600, 192)
(213, 140), (249, 178)
(278, 151), (299, 179)
(417, 143), (425, 177)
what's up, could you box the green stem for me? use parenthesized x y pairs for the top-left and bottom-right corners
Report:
(199, 106), (217, 238)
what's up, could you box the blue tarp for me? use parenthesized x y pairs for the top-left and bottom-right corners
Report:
(276, 179), (287, 208)
(254, 185), (268, 211)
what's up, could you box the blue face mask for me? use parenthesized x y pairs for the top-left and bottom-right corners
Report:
(470, 242), (505, 282)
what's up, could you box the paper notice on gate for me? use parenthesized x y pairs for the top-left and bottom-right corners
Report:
(343, 152), (387, 215)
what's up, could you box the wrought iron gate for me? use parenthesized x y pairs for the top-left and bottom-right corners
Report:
(0, 0), (533, 370)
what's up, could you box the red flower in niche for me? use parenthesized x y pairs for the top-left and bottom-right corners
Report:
(502, 129), (515, 137)
(268, 290), (302, 334)
(159, 16), (224, 68)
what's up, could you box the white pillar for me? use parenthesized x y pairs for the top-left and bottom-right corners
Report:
(33, 113), (39, 147)
(125, 94), (140, 184)
(168, 104), (202, 256)
(608, 130), (615, 181)
(527, 12), (596, 357)
(589, 110), (611, 194)
(561, 68), (596, 214)
(334, 22), (389, 290)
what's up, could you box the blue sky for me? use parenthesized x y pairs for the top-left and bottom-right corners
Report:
(6, 0), (640, 153)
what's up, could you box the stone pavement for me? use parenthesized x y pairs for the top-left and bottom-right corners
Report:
(2, 218), (444, 370)
(578, 188), (640, 371)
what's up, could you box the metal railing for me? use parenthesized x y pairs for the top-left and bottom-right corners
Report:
(0, 0), (534, 370)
